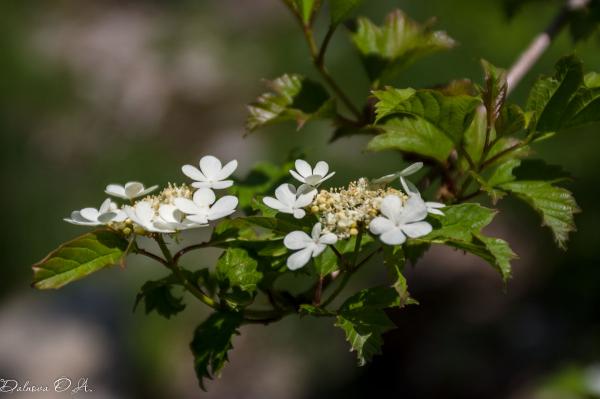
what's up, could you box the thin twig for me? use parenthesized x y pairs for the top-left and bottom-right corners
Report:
(135, 248), (168, 266)
(507, 0), (590, 93)
(316, 25), (337, 67)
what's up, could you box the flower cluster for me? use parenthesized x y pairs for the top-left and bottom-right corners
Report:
(64, 155), (239, 234)
(310, 178), (405, 239)
(261, 159), (446, 270)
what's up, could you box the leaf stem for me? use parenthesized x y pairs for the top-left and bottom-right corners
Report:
(154, 236), (219, 310)
(322, 246), (382, 308)
(316, 24), (337, 67)
(280, 0), (362, 119)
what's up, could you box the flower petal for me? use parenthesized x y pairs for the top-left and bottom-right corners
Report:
(427, 208), (445, 216)
(80, 208), (100, 222)
(97, 212), (117, 224)
(174, 198), (200, 215)
(380, 228), (407, 245)
(311, 222), (322, 241)
(289, 169), (306, 183)
(293, 209), (306, 219)
(200, 155), (222, 180)
(275, 183), (296, 206)
(182, 165), (207, 182)
(311, 243), (327, 258)
(379, 195), (403, 222)
(208, 196), (238, 220)
(99, 198), (113, 214)
(216, 159), (238, 181)
(138, 185), (159, 197)
(401, 221), (432, 238)
(318, 233), (337, 245)
(135, 201), (155, 224)
(295, 159), (313, 177)
(369, 216), (395, 235)
(209, 180), (234, 189)
(320, 171), (335, 183)
(159, 204), (179, 224)
(124, 182), (144, 198)
(401, 195), (428, 223)
(284, 231), (313, 250)
(295, 189), (317, 208)
(187, 214), (209, 225)
(105, 184), (126, 199)
(399, 162), (423, 177)
(263, 196), (286, 211)
(312, 161), (329, 177)
(286, 247), (313, 270)
(193, 188), (216, 206)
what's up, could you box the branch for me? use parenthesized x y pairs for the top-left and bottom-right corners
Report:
(507, 0), (590, 94)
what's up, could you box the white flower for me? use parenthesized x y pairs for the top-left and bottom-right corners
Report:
(399, 175), (445, 216)
(155, 204), (206, 231)
(424, 201), (445, 216)
(369, 195), (432, 245)
(174, 188), (238, 224)
(283, 223), (337, 270)
(64, 198), (126, 226)
(372, 162), (423, 185)
(181, 155), (238, 189)
(289, 159), (335, 191)
(263, 183), (316, 219)
(105, 182), (158, 200)
(124, 201), (175, 233)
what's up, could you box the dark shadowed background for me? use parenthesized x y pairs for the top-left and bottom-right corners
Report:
(1, 0), (599, 398)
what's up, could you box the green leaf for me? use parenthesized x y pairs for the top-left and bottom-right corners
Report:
(423, 204), (515, 281)
(350, 10), (456, 81)
(373, 88), (480, 145)
(526, 55), (584, 133)
(480, 60), (507, 126)
(562, 82), (600, 129)
(335, 286), (404, 365)
(367, 116), (454, 162)
(427, 203), (496, 242)
(499, 181), (580, 249)
(382, 246), (412, 301)
(295, 0), (318, 24)
(246, 74), (335, 132)
(496, 103), (527, 137)
(462, 104), (487, 165)
(216, 248), (262, 293)
(32, 229), (128, 289)
(134, 275), (185, 319)
(299, 304), (336, 316)
(329, 0), (363, 26)
(483, 159), (521, 202)
(313, 247), (338, 276)
(190, 311), (243, 390)
(474, 234), (516, 280)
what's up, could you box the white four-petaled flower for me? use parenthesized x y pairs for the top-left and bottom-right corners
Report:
(105, 182), (158, 200)
(289, 159), (335, 192)
(124, 201), (174, 233)
(283, 223), (337, 270)
(263, 183), (316, 219)
(174, 188), (238, 224)
(369, 195), (432, 245)
(399, 175), (445, 216)
(64, 198), (126, 226)
(182, 155), (238, 189)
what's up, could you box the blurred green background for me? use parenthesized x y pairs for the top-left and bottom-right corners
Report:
(1, 0), (599, 398)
